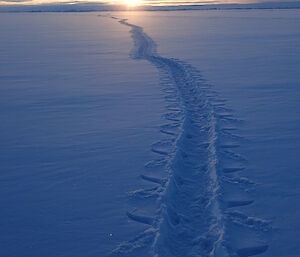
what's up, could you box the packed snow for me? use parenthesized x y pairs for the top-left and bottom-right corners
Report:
(0, 9), (300, 257)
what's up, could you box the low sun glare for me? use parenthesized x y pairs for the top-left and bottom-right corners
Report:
(122, 0), (141, 6)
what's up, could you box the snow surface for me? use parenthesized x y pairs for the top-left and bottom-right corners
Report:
(0, 13), (166, 257)
(1, 9), (300, 257)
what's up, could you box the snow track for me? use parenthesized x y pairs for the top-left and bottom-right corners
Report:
(101, 15), (270, 257)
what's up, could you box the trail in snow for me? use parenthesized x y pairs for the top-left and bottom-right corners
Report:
(101, 15), (271, 257)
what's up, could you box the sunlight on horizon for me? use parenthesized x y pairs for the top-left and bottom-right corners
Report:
(122, 0), (142, 6)
(0, 0), (256, 6)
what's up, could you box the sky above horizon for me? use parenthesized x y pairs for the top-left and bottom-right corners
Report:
(0, 0), (298, 7)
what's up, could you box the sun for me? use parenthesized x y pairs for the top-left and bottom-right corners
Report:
(123, 0), (141, 6)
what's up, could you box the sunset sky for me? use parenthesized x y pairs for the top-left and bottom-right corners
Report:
(0, 0), (296, 6)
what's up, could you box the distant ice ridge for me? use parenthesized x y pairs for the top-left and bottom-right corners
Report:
(2, 2), (300, 12)
(103, 14), (270, 257)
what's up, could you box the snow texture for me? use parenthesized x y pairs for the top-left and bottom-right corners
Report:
(1, 9), (300, 257)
